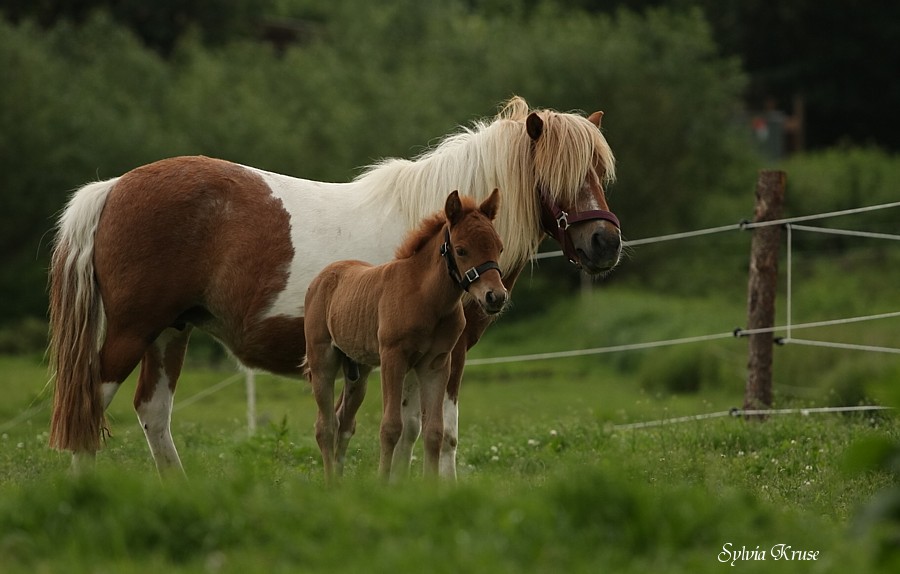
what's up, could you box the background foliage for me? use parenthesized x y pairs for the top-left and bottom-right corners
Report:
(1, 2), (898, 364)
(2, 0), (749, 325)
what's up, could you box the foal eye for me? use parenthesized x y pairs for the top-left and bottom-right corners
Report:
(455, 247), (468, 257)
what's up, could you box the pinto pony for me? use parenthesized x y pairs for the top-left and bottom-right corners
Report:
(304, 190), (505, 481)
(48, 96), (621, 476)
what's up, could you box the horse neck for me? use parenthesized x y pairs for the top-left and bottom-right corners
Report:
(401, 226), (463, 314)
(355, 124), (544, 272)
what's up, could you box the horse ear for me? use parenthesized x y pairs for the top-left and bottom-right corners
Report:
(526, 112), (544, 141)
(445, 190), (463, 226)
(479, 188), (500, 221)
(588, 110), (604, 128)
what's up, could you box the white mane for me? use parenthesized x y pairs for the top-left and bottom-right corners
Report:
(355, 96), (616, 273)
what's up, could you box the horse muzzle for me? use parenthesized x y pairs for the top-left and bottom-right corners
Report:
(481, 287), (508, 315)
(576, 224), (622, 274)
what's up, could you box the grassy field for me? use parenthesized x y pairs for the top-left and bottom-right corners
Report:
(1, 271), (899, 573)
(1, 333), (898, 573)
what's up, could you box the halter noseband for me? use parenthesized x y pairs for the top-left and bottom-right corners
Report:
(537, 187), (620, 267)
(440, 228), (502, 291)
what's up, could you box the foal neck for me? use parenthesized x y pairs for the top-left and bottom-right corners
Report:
(404, 224), (464, 309)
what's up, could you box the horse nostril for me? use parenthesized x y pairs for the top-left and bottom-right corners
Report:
(485, 289), (507, 311)
(592, 230), (621, 253)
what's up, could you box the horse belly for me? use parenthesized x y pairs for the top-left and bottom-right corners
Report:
(325, 271), (383, 367)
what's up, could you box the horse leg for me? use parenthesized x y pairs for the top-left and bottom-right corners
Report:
(378, 352), (407, 481)
(70, 324), (152, 473)
(70, 382), (124, 473)
(417, 362), (450, 478)
(439, 342), (468, 479)
(334, 364), (372, 476)
(133, 326), (192, 476)
(308, 346), (341, 483)
(388, 372), (421, 478)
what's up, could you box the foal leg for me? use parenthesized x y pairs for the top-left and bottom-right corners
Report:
(133, 326), (192, 476)
(388, 372), (421, 478)
(308, 346), (342, 482)
(378, 352), (408, 480)
(417, 361), (450, 478)
(334, 364), (372, 476)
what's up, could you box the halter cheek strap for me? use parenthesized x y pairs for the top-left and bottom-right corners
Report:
(440, 228), (502, 291)
(537, 187), (620, 267)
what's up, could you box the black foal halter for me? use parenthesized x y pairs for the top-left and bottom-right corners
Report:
(439, 228), (502, 291)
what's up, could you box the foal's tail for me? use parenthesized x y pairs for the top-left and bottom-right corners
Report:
(48, 179), (117, 453)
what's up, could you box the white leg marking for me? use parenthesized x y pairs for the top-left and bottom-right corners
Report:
(136, 333), (185, 475)
(439, 393), (459, 479)
(137, 380), (183, 475)
(100, 382), (121, 410)
(69, 382), (120, 472)
(70, 451), (96, 475)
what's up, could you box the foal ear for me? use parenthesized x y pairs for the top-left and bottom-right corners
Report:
(445, 190), (464, 226)
(526, 112), (544, 141)
(479, 188), (500, 221)
(588, 110), (604, 128)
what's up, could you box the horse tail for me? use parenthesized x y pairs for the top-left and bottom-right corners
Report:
(48, 179), (117, 453)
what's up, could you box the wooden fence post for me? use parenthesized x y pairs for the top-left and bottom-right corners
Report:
(744, 170), (786, 417)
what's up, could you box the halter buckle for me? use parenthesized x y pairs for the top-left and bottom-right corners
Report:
(556, 211), (570, 230)
(463, 267), (481, 284)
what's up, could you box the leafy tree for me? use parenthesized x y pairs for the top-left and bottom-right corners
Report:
(526, 0), (900, 150)
(2, 0), (272, 55)
(0, 2), (755, 328)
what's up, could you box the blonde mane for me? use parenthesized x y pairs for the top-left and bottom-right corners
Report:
(355, 96), (616, 273)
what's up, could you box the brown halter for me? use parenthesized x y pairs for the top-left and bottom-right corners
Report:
(537, 187), (620, 267)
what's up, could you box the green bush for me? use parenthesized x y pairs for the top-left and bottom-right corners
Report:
(0, 4), (755, 325)
(638, 345), (731, 394)
(0, 317), (48, 356)
(781, 146), (900, 231)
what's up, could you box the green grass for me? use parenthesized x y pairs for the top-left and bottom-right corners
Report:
(1, 347), (898, 573)
(1, 261), (898, 572)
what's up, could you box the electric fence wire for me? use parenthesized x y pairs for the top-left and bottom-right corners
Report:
(5, 201), (899, 431)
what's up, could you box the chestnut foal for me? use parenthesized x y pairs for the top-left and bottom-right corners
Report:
(303, 190), (506, 481)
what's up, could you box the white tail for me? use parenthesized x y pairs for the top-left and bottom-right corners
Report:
(48, 179), (116, 453)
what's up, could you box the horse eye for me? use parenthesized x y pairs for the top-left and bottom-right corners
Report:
(455, 247), (467, 257)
